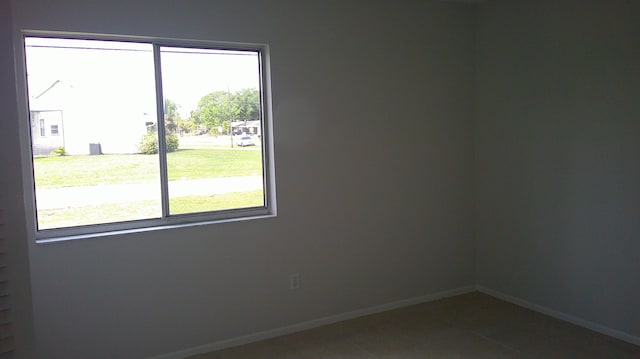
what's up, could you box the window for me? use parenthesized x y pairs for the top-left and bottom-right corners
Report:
(39, 118), (45, 136)
(22, 34), (275, 239)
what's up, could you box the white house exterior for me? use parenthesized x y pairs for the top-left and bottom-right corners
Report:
(231, 120), (261, 136)
(28, 80), (153, 156)
(30, 109), (64, 155)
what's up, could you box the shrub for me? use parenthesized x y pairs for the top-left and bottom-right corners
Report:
(138, 134), (158, 154)
(50, 146), (66, 156)
(138, 133), (179, 155)
(166, 133), (179, 152)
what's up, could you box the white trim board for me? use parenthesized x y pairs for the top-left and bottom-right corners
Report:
(477, 286), (640, 347)
(148, 286), (476, 359)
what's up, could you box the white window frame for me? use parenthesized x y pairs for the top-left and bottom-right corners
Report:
(16, 31), (276, 242)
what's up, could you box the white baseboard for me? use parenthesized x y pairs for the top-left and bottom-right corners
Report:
(477, 286), (640, 347)
(149, 285), (476, 359)
(150, 285), (638, 359)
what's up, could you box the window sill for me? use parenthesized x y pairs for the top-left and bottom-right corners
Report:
(35, 212), (277, 244)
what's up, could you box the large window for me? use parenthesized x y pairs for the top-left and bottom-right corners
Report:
(23, 35), (274, 240)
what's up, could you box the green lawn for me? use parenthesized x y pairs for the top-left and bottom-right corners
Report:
(33, 148), (264, 229)
(171, 191), (264, 214)
(34, 148), (262, 188)
(38, 190), (264, 229)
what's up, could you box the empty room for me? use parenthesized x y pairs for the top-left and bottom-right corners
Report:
(0, 0), (638, 358)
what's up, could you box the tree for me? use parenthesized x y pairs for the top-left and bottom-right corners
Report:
(190, 91), (232, 132)
(189, 88), (260, 133)
(164, 99), (181, 134)
(234, 88), (260, 121)
(178, 118), (197, 135)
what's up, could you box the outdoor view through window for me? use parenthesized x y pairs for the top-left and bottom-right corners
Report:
(24, 37), (266, 233)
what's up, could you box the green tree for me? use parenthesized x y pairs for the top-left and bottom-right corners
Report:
(179, 118), (197, 135)
(234, 88), (260, 121)
(189, 88), (260, 133)
(164, 99), (181, 134)
(191, 91), (235, 132)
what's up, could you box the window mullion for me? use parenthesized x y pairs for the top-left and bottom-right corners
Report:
(153, 44), (170, 218)
(23, 35), (274, 239)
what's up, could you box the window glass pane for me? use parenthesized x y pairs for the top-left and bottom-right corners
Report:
(25, 37), (161, 230)
(159, 46), (265, 215)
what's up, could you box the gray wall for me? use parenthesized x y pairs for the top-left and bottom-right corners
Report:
(8, 1), (476, 357)
(0, 1), (36, 357)
(475, 0), (640, 339)
(8, 1), (637, 357)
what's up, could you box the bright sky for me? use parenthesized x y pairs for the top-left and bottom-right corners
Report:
(160, 47), (260, 118)
(25, 37), (260, 119)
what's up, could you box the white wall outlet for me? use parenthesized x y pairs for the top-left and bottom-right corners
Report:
(289, 273), (300, 290)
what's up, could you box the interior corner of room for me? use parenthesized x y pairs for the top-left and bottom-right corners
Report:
(1, 0), (638, 358)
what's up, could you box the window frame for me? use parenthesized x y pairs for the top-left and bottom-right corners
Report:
(16, 31), (276, 242)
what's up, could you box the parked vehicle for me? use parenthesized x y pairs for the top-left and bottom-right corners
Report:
(236, 135), (255, 147)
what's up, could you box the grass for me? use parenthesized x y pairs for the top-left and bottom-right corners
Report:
(37, 190), (264, 230)
(167, 149), (262, 182)
(38, 199), (162, 230)
(33, 147), (264, 229)
(34, 148), (262, 188)
(170, 191), (264, 214)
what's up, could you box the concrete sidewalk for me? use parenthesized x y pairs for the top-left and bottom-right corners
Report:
(35, 175), (263, 210)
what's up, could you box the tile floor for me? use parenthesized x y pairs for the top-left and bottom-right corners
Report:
(188, 292), (640, 358)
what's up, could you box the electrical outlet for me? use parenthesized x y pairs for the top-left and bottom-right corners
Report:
(289, 273), (300, 290)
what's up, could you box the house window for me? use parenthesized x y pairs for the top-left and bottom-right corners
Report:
(39, 118), (45, 136)
(23, 35), (275, 240)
